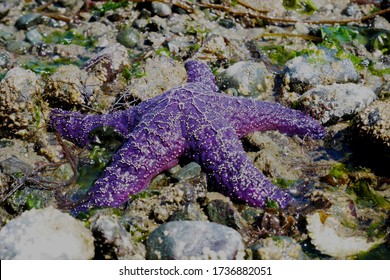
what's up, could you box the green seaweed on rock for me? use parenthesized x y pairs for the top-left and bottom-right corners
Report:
(283, 0), (317, 14)
(23, 58), (86, 75)
(43, 29), (96, 48)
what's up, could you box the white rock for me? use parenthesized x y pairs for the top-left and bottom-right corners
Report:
(0, 207), (94, 259)
(306, 212), (383, 259)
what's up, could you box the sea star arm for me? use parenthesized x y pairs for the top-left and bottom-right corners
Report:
(71, 119), (186, 214)
(188, 116), (292, 208)
(50, 108), (136, 147)
(227, 98), (325, 139)
(185, 60), (219, 92)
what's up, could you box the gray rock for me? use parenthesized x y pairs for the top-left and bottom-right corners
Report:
(169, 203), (208, 221)
(151, 2), (172, 17)
(0, 29), (15, 45)
(169, 162), (202, 181)
(299, 83), (376, 124)
(248, 236), (307, 260)
(0, 51), (11, 68)
(15, 13), (43, 30)
(0, 155), (32, 177)
(116, 27), (141, 49)
(0, 207), (94, 259)
(284, 49), (359, 93)
(25, 29), (44, 45)
(6, 40), (31, 54)
(217, 61), (274, 98)
(206, 199), (243, 230)
(146, 221), (245, 259)
(91, 214), (145, 260)
(0, 2), (10, 20)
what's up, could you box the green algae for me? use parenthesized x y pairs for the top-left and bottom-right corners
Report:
(349, 180), (390, 209)
(283, 0), (317, 14)
(93, 0), (129, 16)
(23, 58), (85, 75)
(320, 26), (389, 55)
(122, 62), (146, 80)
(43, 29), (96, 48)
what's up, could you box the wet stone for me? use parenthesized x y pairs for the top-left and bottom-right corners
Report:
(169, 203), (208, 221)
(219, 18), (235, 29)
(151, 2), (172, 17)
(146, 221), (245, 259)
(15, 13), (43, 30)
(0, 2), (10, 20)
(25, 29), (44, 45)
(169, 162), (202, 181)
(206, 199), (243, 230)
(0, 51), (11, 68)
(116, 27), (142, 49)
(6, 40), (31, 55)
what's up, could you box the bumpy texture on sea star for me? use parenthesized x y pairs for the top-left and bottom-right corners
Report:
(50, 60), (325, 214)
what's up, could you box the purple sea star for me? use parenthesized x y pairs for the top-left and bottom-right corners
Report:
(50, 60), (325, 214)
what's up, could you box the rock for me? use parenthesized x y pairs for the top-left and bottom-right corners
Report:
(238, 0), (286, 16)
(169, 162), (202, 181)
(25, 29), (44, 45)
(283, 49), (359, 93)
(307, 211), (384, 259)
(0, 2), (10, 20)
(206, 199), (243, 230)
(151, 2), (172, 17)
(45, 65), (100, 107)
(217, 61), (274, 98)
(218, 18), (235, 29)
(169, 203), (208, 221)
(0, 155), (33, 177)
(83, 43), (130, 83)
(0, 51), (12, 69)
(15, 13), (43, 30)
(90, 214), (145, 260)
(125, 56), (187, 101)
(6, 40), (31, 54)
(116, 27), (142, 49)
(355, 99), (390, 149)
(299, 83), (376, 124)
(0, 207), (94, 259)
(248, 236), (307, 260)
(146, 221), (245, 259)
(0, 67), (44, 138)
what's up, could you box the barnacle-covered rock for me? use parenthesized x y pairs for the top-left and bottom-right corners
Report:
(355, 99), (390, 149)
(0, 67), (44, 138)
(307, 211), (385, 259)
(299, 83), (376, 124)
(44, 65), (100, 108)
(83, 43), (130, 84)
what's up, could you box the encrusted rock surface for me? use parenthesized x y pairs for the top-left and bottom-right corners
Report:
(299, 83), (376, 124)
(0, 207), (94, 259)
